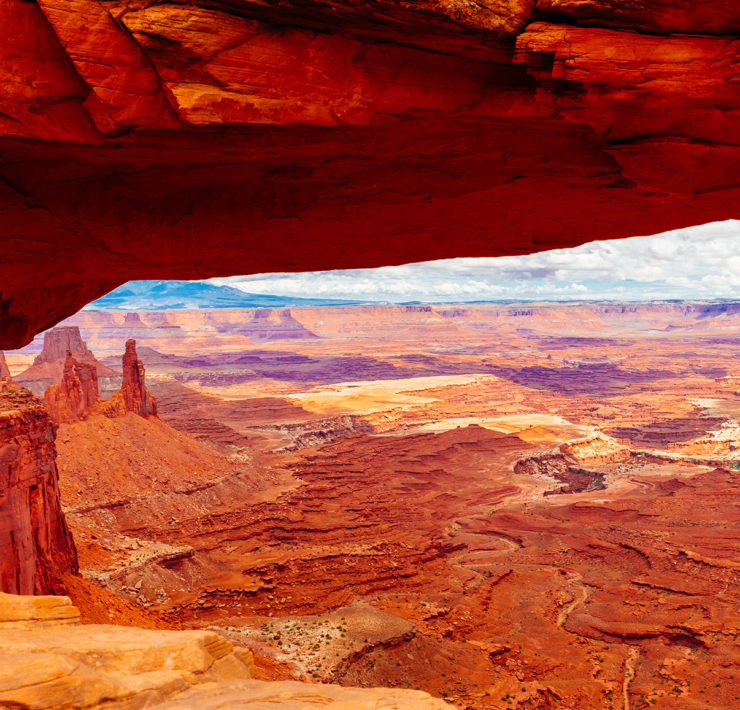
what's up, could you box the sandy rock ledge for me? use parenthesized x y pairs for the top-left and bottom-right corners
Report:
(0, 593), (453, 710)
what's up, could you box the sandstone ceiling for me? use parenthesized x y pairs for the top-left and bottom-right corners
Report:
(0, 0), (738, 348)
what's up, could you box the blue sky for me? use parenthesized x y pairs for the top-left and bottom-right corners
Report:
(206, 220), (740, 302)
(91, 220), (740, 309)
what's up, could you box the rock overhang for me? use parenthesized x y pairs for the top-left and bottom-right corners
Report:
(0, 0), (738, 348)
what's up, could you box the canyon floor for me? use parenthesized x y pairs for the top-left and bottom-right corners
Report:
(7, 302), (739, 709)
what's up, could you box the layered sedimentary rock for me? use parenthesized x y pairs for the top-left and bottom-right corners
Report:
(43, 351), (100, 423)
(0, 352), (9, 380)
(233, 309), (319, 341)
(105, 340), (158, 418)
(31, 327), (96, 365)
(40, 302), (740, 705)
(16, 326), (113, 392)
(0, 590), (80, 629)
(0, 383), (78, 594)
(0, 593), (454, 710)
(0, 593), (257, 708)
(515, 432), (630, 493)
(0, 0), (738, 347)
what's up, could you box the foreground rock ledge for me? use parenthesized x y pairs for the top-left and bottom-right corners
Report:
(0, 593), (453, 710)
(0, 0), (738, 347)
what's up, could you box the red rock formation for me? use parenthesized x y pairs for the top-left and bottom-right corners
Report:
(0, 382), (78, 594)
(237, 310), (319, 341)
(0, 352), (10, 380)
(16, 326), (113, 391)
(33, 326), (95, 365)
(106, 340), (157, 418)
(43, 351), (100, 424)
(0, 0), (737, 348)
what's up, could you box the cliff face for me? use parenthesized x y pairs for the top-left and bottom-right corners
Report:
(0, 0), (738, 348)
(43, 351), (100, 424)
(33, 327), (95, 365)
(105, 340), (157, 418)
(0, 382), (78, 594)
(16, 327), (113, 391)
(0, 352), (9, 380)
(232, 309), (319, 341)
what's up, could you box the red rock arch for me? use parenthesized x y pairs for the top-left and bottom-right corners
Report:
(0, 0), (738, 348)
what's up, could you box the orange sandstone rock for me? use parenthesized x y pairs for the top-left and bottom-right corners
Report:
(105, 339), (157, 418)
(0, 383), (78, 594)
(16, 326), (113, 391)
(0, 0), (738, 347)
(43, 350), (100, 423)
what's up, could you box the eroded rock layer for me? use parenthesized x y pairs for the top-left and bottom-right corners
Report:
(45, 302), (739, 707)
(0, 593), (455, 710)
(105, 340), (158, 418)
(16, 326), (113, 392)
(0, 383), (78, 594)
(44, 351), (100, 423)
(0, 0), (738, 346)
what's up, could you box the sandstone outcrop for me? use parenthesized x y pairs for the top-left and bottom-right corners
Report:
(0, 593), (256, 709)
(227, 309), (319, 341)
(0, 351), (10, 380)
(16, 326), (113, 392)
(0, 383), (78, 594)
(32, 326), (96, 364)
(0, 591), (80, 629)
(105, 340), (158, 418)
(43, 350), (100, 423)
(0, 1), (738, 347)
(0, 593), (454, 710)
(515, 432), (630, 493)
(151, 680), (453, 710)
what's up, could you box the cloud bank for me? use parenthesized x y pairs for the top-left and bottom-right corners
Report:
(207, 221), (740, 303)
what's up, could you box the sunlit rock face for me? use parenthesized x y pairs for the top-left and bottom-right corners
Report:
(0, 336), (161, 596)
(0, 0), (738, 347)
(117, 339), (157, 418)
(0, 384), (78, 595)
(0, 592), (454, 709)
(43, 351), (100, 424)
(15, 327), (113, 393)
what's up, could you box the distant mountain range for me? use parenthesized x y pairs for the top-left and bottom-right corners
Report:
(88, 281), (367, 310)
(89, 280), (740, 311)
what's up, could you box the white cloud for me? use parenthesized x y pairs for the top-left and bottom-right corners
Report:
(208, 220), (740, 302)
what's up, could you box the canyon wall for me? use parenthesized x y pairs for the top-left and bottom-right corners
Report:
(1, 336), (158, 595)
(0, 0), (738, 347)
(16, 326), (112, 392)
(0, 383), (78, 594)
(43, 351), (100, 424)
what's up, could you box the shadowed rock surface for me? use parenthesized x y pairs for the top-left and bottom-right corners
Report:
(0, 0), (738, 347)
